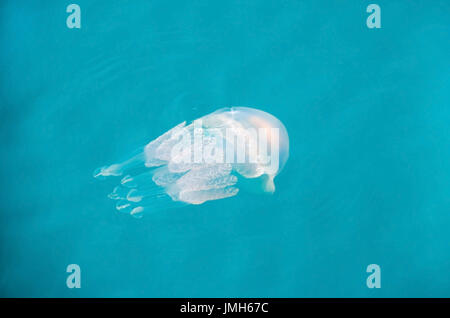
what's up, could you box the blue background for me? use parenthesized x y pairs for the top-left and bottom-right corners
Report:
(1, 0), (449, 297)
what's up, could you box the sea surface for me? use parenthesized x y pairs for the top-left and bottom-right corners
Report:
(0, 0), (449, 297)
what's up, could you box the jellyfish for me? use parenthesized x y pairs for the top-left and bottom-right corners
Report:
(94, 107), (289, 218)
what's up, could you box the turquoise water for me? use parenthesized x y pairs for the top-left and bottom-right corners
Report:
(1, 0), (449, 297)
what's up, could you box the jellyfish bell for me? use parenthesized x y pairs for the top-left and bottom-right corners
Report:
(205, 107), (289, 173)
(203, 107), (289, 194)
(94, 107), (289, 217)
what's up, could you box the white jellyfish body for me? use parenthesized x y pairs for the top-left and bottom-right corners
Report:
(94, 107), (289, 217)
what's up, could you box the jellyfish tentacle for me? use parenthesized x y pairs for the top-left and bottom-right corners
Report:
(93, 150), (146, 178)
(178, 186), (239, 205)
(143, 121), (187, 167)
(115, 191), (186, 218)
(164, 163), (239, 204)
